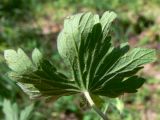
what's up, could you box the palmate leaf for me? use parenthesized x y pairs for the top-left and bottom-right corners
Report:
(4, 48), (79, 99)
(57, 11), (156, 96)
(4, 11), (156, 100)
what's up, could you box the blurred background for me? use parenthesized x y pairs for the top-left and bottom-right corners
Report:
(0, 0), (160, 120)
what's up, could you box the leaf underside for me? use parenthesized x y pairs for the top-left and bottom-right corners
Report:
(4, 11), (156, 99)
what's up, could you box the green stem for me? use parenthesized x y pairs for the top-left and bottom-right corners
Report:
(84, 91), (109, 120)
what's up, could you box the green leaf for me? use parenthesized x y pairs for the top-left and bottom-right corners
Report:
(20, 104), (34, 120)
(2, 99), (35, 120)
(4, 11), (156, 100)
(32, 48), (43, 67)
(4, 49), (79, 99)
(4, 48), (33, 73)
(2, 99), (19, 120)
(57, 11), (156, 97)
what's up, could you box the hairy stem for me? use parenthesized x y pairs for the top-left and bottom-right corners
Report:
(84, 91), (109, 120)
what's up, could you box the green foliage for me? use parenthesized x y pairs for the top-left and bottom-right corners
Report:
(4, 11), (156, 100)
(0, 74), (17, 99)
(57, 11), (156, 97)
(0, 54), (18, 99)
(4, 48), (78, 99)
(2, 99), (34, 120)
(53, 96), (78, 112)
(0, 24), (43, 49)
(0, 0), (159, 119)
(0, 0), (38, 20)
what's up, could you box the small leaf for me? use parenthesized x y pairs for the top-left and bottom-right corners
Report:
(4, 49), (33, 73)
(2, 99), (19, 120)
(32, 48), (43, 67)
(20, 104), (34, 120)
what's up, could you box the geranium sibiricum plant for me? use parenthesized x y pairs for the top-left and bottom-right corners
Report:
(4, 11), (156, 120)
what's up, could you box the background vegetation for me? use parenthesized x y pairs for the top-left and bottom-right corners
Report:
(0, 0), (160, 119)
